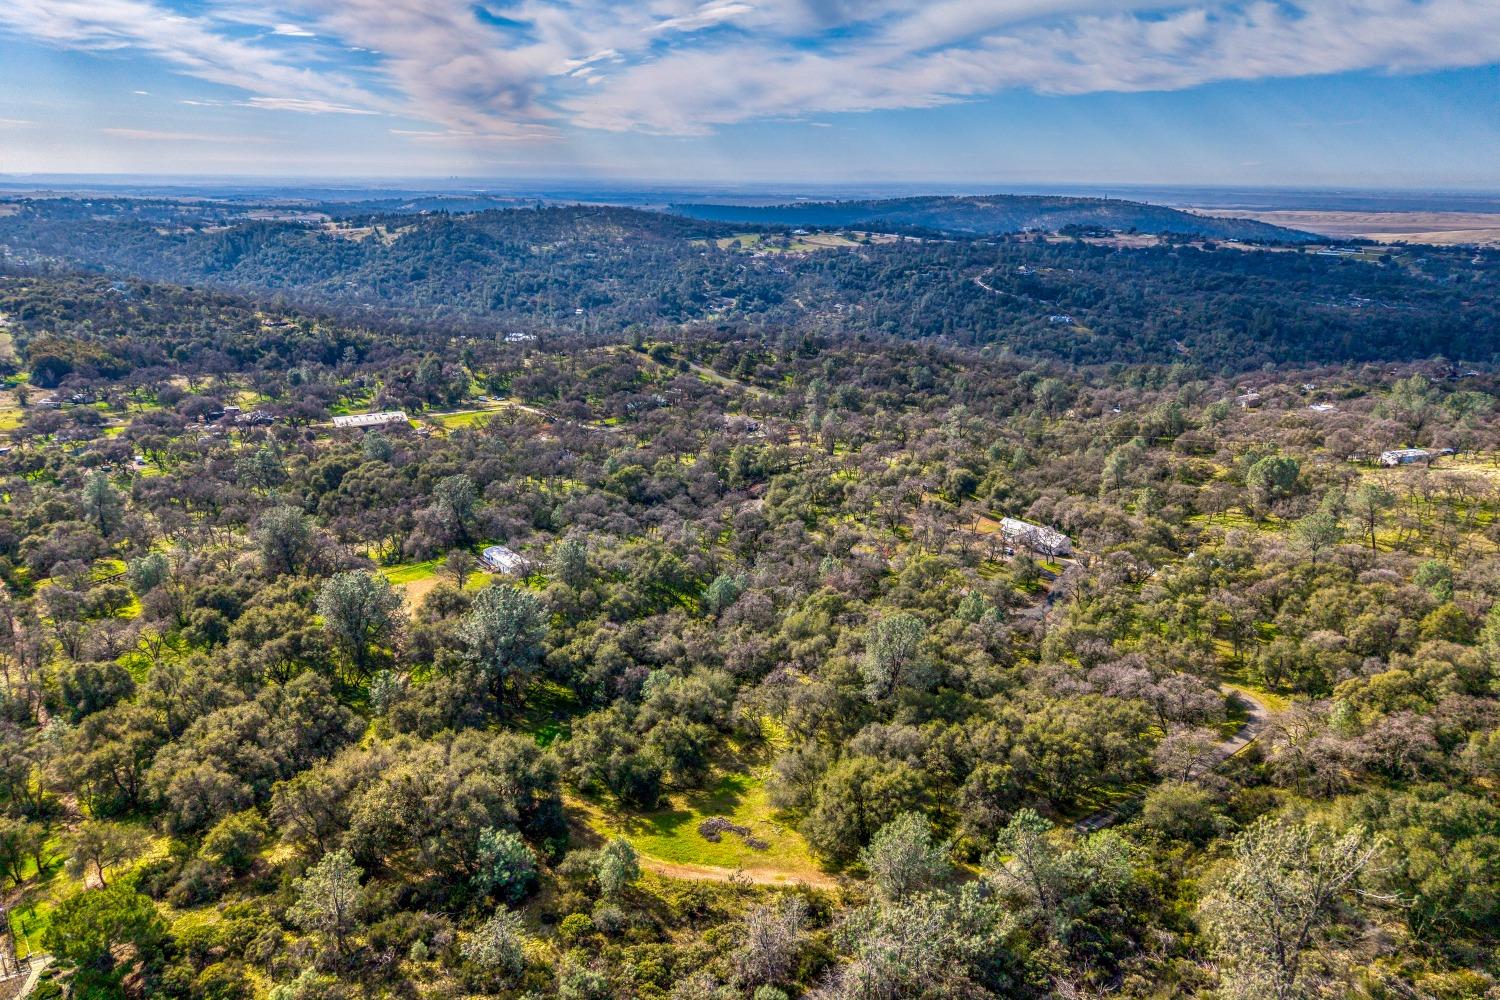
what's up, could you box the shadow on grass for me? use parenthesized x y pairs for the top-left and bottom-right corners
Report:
(683, 773), (752, 815)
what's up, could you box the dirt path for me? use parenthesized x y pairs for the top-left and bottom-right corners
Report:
(638, 856), (841, 890)
(684, 361), (770, 399)
(1213, 687), (1271, 764)
(1073, 686), (1275, 834)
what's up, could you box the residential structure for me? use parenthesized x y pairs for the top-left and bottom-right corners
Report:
(332, 410), (409, 430)
(1378, 447), (1454, 466)
(999, 517), (1073, 557)
(481, 545), (528, 575)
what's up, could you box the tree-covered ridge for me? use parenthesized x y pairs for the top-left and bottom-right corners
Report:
(2, 199), (1497, 372)
(0, 269), (1498, 999)
(670, 194), (1312, 240)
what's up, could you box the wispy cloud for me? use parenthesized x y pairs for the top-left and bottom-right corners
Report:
(651, 3), (756, 34)
(0, 0), (389, 117)
(240, 96), (377, 114)
(102, 126), (267, 141)
(1, 0), (1498, 140)
(0, 118), (37, 127)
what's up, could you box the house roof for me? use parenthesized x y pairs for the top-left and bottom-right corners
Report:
(332, 410), (408, 429)
(481, 545), (527, 573)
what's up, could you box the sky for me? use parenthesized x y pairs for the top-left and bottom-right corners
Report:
(0, 0), (1498, 188)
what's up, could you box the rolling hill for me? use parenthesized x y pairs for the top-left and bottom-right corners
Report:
(669, 194), (1314, 241)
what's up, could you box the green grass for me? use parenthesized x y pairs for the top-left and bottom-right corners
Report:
(713, 233), (856, 254)
(434, 408), (497, 429)
(518, 679), (582, 747)
(117, 629), (191, 682)
(1185, 508), (1285, 533)
(9, 895), (55, 959)
(91, 558), (127, 581)
(6, 832), (68, 959)
(379, 558), (443, 585)
(578, 767), (822, 876)
(7, 821), (173, 957)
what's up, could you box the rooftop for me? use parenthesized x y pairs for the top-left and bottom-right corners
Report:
(332, 410), (409, 429)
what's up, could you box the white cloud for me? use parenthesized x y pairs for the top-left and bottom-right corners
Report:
(1, 0), (1498, 141)
(0, 0), (391, 116)
(240, 96), (377, 114)
(565, 0), (1500, 131)
(0, 118), (37, 127)
(651, 3), (755, 33)
(102, 126), (265, 141)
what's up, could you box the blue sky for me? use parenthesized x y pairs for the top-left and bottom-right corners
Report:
(0, 0), (1497, 187)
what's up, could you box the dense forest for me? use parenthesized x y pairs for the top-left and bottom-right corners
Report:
(1, 198), (1496, 372)
(0, 203), (1498, 1000)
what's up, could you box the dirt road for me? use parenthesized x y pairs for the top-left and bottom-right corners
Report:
(638, 856), (841, 890)
(1074, 686), (1274, 834)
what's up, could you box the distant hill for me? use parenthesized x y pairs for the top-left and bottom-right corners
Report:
(3, 198), (1491, 371)
(670, 195), (1314, 241)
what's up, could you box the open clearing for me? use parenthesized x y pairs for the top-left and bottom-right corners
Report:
(712, 231), (896, 254)
(378, 559), (490, 610)
(1196, 209), (1500, 246)
(569, 764), (830, 887)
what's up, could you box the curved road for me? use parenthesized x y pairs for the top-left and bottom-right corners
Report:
(1074, 686), (1274, 834)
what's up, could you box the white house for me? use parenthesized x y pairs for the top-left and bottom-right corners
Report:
(1379, 448), (1453, 467)
(332, 410), (409, 430)
(999, 517), (1073, 557)
(481, 545), (528, 575)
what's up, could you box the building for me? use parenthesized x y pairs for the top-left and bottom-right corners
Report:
(332, 410), (408, 430)
(999, 517), (1073, 557)
(1047, 314), (1074, 325)
(480, 545), (528, 575)
(1308, 403), (1337, 413)
(1378, 448), (1454, 467)
(1235, 390), (1262, 409)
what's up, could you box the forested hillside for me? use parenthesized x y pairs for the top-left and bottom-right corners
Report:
(1, 266), (1498, 1000)
(1, 199), (1496, 372)
(669, 194), (1309, 240)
